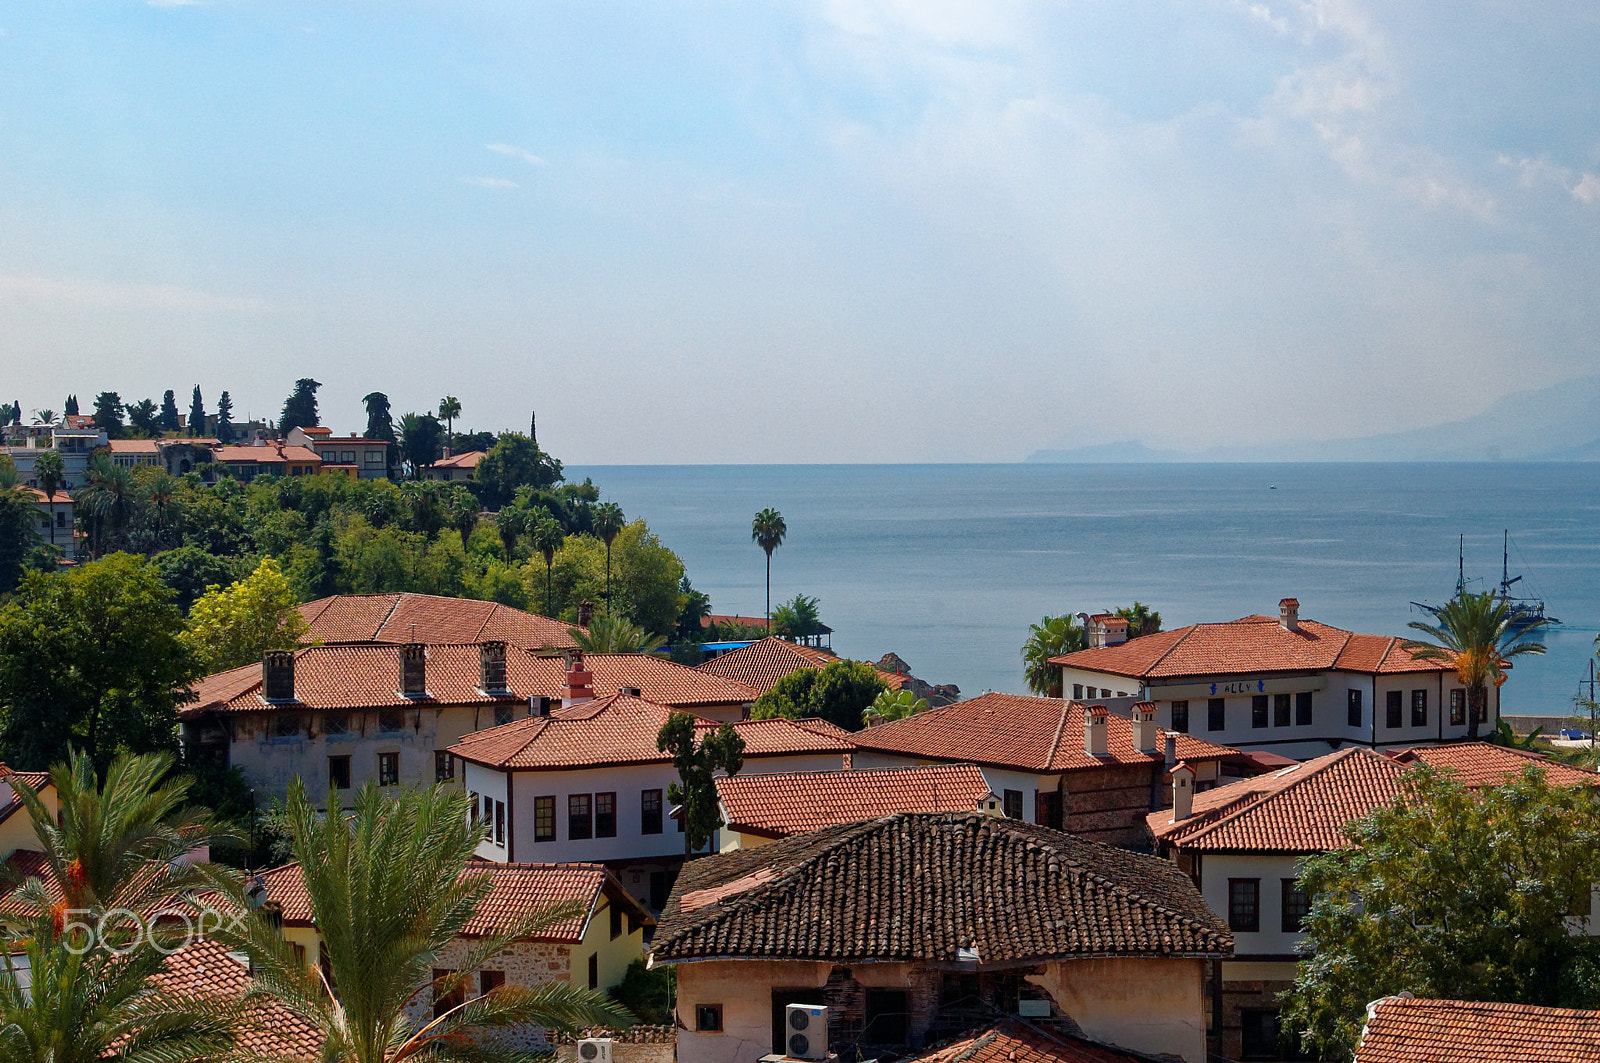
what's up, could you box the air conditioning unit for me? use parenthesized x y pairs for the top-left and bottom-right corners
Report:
(786, 1004), (829, 1061)
(577, 1038), (613, 1063)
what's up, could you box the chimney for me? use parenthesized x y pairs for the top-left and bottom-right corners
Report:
(1279, 598), (1300, 632)
(1100, 616), (1129, 647)
(1132, 701), (1159, 754)
(1169, 762), (1195, 822)
(1164, 732), (1177, 769)
(479, 641), (508, 694)
(618, 685), (642, 697)
(1084, 704), (1110, 758)
(400, 643), (427, 697)
(262, 651), (296, 702)
(562, 651), (595, 708)
(529, 695), (553, 717)
(577, 599), (596, 627)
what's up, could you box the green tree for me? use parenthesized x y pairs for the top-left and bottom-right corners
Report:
(33, 408), (54, 425)
(444, 484), (480, 550)
(657, 711), (745, 855)
(397, 412), (443, 479)
(476, 432), (563, 509)
(189, 384), (205, 436)
(676, 576), (711, 641)
(152, 545), (245, 613)
(215, 389), (234, 443)
(126, 397), (160, 437)
(770, 593), (822, 639)
(278, 377), (322, 435)
(1282, 763), (1600, 1060)
(74, 456), (135, 558)
(546, 522), (686, 636)
(438, 395), (461, 441)
(63, 394), (79, 417)
(1404, 589), (1550, 740)
(531, 512), (565, 616)
(159, 388), (181, 433)
(206, 779), (633, 1062)
(181, 556), (311, 674)
(864, 687), (928, 725)
(495, 503), (529, 560)
(751, 659), (887, 731)
(751, 508), (786, 622)
(0, 472), (41, 594)
(609, 958), (676, 1026)
(1021, 615), (1086, 697)
(1111, 601), (1162, 638)
(0, 553), (198, 771)
(91, 391), (124, 438)
(593, 501), (625, 607)
(32, 447), (65, 551)
(569, 612), (660, 654)
(362, 390), (397, 443)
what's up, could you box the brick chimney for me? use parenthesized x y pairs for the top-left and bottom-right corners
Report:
(1131, 701), (1159, 754)
(1170, 761), (1195, 822)
(400, 643), (427, 697)
(479, 641), (508, 694)
(577, 599), (596, 627)
(562, 651), (595, 708)
(1164, 732), (1177, 769)
(262, 651), (296, 703)
(1083, 704), (1110, 758)
(1279, 597), (1300, 632)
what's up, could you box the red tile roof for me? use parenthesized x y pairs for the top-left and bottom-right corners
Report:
(1356, 996), (1600, 1063)
(718, 764), (997, 838)
(22, 488), (72, 504)
(105, 439), (161, 454)
(1052, 613), (1456, 679)
(853, 692), (1245, 774)
(450, 693), (852, 771)
(1149, 743), (1598, 853)
(522, 653), (758, 708)
(154, 937), (324, 1058)
(213, 444), (322, 465)
(299, 592), (578, 649)
(433, 450), (486, 469)
(702, 614), (772, 630)
(256, 859), (650, 942)
(698, 637), (841, 693)
(912, 1019), (1158, 1063)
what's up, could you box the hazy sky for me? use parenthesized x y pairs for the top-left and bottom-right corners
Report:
(3, 1), (1597, 462)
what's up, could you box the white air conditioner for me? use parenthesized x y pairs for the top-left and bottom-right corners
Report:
(577, 1038), (613, 1063)
(786, 1004), (829, 1061)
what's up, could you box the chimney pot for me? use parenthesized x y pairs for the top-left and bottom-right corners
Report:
(1083, 704), (1110, 758)
(577, 599), (596, 627)
(561, 650), (595, 708)
(262, 651), (296, 702)
(1279, 597), (1300, 632)
(1131, 701), (1159, 754)
(400, 643), (427, 697)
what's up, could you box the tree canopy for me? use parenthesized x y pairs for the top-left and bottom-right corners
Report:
(1404, 589), (1549, 739)
(278, 377), (321, 434)
(181, 555), (311, 674)
(1021, 615), (1085, 697)
(658, 711), (745, 854)
(752, 659), (888, 731)
(91, 391), (124, 438)
(475, 432), (563, 508)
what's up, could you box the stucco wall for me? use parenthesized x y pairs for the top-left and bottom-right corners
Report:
(1028, 957), (1208, 1063)
(1200, 854), (1307, 958)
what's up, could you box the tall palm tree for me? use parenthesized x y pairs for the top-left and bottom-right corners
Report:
(205, 780), (631, 1063)
(592, 502), (625, 607)
(568, 612), (660, 654)
(1404, 589), (1550, 740)
(445, 485), (479, 549)
(31, 448), (65, 551)
(75, 456), (133, 558)
(751, 508), (786, 623)
(437, 395), (461, 447)
(531, 512), (565, 617)
(1021, 615), (1086, 697)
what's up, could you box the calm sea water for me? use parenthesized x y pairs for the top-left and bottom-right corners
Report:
(568, 464), (1600, 718)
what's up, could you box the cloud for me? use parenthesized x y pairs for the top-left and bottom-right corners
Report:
(0, 273), (273, 312)
(487, 143), (548, 167)
(460, 176), (517, 188)
(1573, 172), (1600, 205)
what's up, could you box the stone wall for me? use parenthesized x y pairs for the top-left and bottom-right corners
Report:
(402, 939), (572, 1050)
(1062, 763), (1161, 849)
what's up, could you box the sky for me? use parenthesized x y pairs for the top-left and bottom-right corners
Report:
(2, 0), (1598, 463)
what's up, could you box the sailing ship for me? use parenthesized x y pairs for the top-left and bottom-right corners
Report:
(1409, 530), (1560, 634)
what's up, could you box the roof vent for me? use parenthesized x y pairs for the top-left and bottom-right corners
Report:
(529, 695), (553, 717)
(262, 651), (296, 703)
(1084, 704), (1110, 758)
(1169, 761), (1195, 822)
(1279, 597), (1300, 632)
(618, 686), (642, 697)
(479, 640), (508, 695)
(400, 643), (427, 698)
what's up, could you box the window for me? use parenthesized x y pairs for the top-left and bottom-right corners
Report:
(377, 752), (399, 786)
(494, 800), (506, 845)
(1274, 693), (1291, 727)
(610, 902), (624, 939)
(1386, 690), (1403, 729)
(1411, 689), (1428, 727)
(274, 714), (302, 738)
(569, 794), (592, 840)
(340, 450), (355, 463)
(588, 953), (599, 990)
(324, 713), (350, 735)
(1170, 700), (1189, 734)
(864, 988), (909, 1045)
(534, 796), (556, 842)
(1100, 688), (1111, 698)
(1003, 789), (1023, 819)
(483, 793), (494, 824)
(1450, 688), (1466, 726)
(1251, 695), (1268, 728)
(328, 756), (351, 790)
(1228, 878), (1260, 932)
(1282, 879), (1311, 933)
(1295, 690), (1313, 726)
(641, 789), (663, 835)
(434, 751), (454, 782)
(1348, 689), (1363, 727)
(1072, 684), (1083, 700)
(595, 792), (617, 838)
(1240, 1009), (1283, 1061)
(696, 1004), (723, 1032)
(493, 704), (514, 726)
(469, 792), (480, 825)
(378, 709), (404, 733)
(479, 970), (505, 996)
(365, 450), (384, 465)
(1208, 697), (1226, 731)
(432, 969), (463, 1020)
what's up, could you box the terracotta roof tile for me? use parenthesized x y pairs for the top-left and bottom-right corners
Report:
(911, 1018), (1160, 1063)
(853, 692), (1245, 774)
(22, 488), (72, 504)
(154, 937), (324, 1058)
(433, 450), (486, 469)
(1052, 614), (1455, 678)
(213, 444), (322, 464)
(1356, 997), (1600, 1063)
(449, 693), (852, 771)
(651, 812), (1232, 963)
(523, 653), (758, 708)
(298, 592), (577, 649)
(718, 764), (996, 838)
(698, 637), (840, 693)
(1398, 742), (1600, 788)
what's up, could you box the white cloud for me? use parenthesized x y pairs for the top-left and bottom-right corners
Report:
(487, 143), (548, 167)
(1573, 172), (1600, 204)
(0, 273), (272, 312)
(460, 176), (517, 188)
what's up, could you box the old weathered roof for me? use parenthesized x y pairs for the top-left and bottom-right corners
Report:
(718, 764), (996, 838)
(521, 653), (758, 708)
(1052, 614), (1455, 679)
(155, 937), (325, 1058)
(449, 692), (853, 771)
(911, 1019), (1163, 1063)
(651, 812), (1232, 964)
(698, 637), (840, 693)
(852, 692), (1244, 774)
(1356, 997), (1600, 1063)
(298, 592), (577, 649)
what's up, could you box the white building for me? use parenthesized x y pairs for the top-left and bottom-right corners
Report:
(1053, 599), (1498, 759)
(3, 416), (107, 489)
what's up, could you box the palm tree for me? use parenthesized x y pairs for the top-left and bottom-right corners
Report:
(438, 395), (461, 447)
(444, 485), (479, 550)
(494, 504), (528, 560)
(206, 780), (631, 1063)
(1021, 615), (1087, 697)
(751, 508), (786, 623)
(593, 502), (625, 607)
(531, 512), (565, 617)
(75, 456), (133, 558)
(1404, 589), (1550, 740)
(31, 448), (64, 551)
(140, 468), (179, 551)
(569, 612), (661, 654)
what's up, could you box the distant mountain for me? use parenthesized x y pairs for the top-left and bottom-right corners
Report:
(1026, 375), (1600, 463)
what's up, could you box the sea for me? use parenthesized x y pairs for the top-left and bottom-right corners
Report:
(567, 463), (1600, 719)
